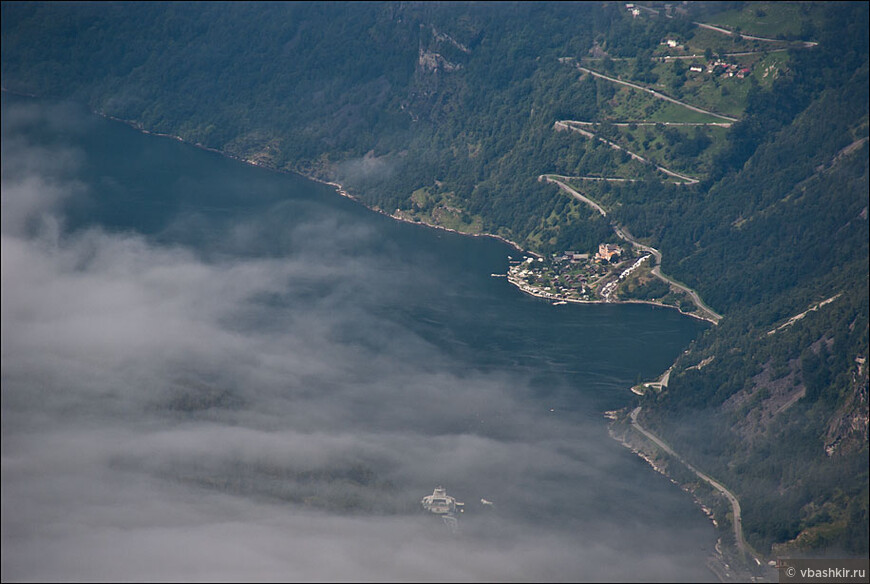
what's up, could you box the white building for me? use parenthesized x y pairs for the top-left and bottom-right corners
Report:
(596, 243), (622, 262)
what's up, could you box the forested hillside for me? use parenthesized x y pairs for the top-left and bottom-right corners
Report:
(3, 0), (867, 558)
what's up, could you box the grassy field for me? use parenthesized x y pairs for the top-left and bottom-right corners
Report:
(601, 84), (667, 121)
(681, 27), (794, 56)
(566, 6), (815, 185)
(586, 58), (751, 121)
(703, 2), (823, 40)
(585, 65), (741, 123)
(647, 101), (733, 124)
(615, 124), (730, 177)
(664, 50), (792, 116)
(679, 73), (750, 118)
(405, 187), (484, 234)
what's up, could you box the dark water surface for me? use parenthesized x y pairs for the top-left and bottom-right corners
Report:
(1, 93), (716, 581)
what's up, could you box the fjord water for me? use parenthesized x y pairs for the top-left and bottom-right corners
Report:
(2, 94), (715, 581)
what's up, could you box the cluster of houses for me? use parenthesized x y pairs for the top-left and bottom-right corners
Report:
(658, 37), (753, 79)
(697, 59), (752, 78)
(507, 243), (636, 303)
(621, 5), (754, 80)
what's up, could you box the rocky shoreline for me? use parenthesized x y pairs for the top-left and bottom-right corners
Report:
(607, 408), (774, 583)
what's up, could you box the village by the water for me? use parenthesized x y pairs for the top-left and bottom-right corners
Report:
(503, 242), (698, 315)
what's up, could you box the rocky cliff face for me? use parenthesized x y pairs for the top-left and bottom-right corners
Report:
(405, 25), (472, 122)
(825, 355), (869, 457)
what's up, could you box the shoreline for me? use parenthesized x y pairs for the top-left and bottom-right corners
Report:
(7, 88), (740, 578)
(92, 104), (534, 258)
(3, 89), (712, 325)
(301, 173), (529, 255)
(607, 417), (743, 583)
(607, 408), (771, 583)
(540, 174), (723, 325)
(99, 104), (709, 323)
(385, 210), (534, 257)
(507, 268), (718, 324)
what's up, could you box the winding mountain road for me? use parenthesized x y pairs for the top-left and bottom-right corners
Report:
(614, 223), (722, 323)
(547, 52), (739, 322)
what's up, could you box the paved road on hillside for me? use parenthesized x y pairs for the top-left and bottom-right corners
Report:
(585, 49), (791, 63)
(540, 174), (608, 216)
(632, 2), (817, 47)
(693, 21), (818, 47)
(629, 407), (757, 562)
(553, 121), (701, 184)
(560, 119), (733, 128)
(656, 49), (791, 61)
(576, 66), (740, 123)
(614, 224), (723, 323)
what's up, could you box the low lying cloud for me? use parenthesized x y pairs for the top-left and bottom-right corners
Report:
(1, 99), (714, 581)
(335, 150), (396, 187)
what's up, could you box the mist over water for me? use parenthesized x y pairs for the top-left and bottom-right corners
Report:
(1, 94), (715, 581)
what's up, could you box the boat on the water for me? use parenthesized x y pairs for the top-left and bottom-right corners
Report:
(421, 486), (464, 515)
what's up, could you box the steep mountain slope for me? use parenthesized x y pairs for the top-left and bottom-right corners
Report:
(643, 121), (868, 554)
